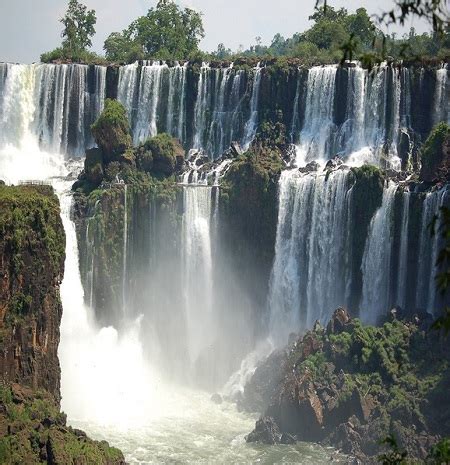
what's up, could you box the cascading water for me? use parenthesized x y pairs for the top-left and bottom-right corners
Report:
(268, 169), (351, 343)
(395, 189), (410, 309)
(434, 64), (449, 125)
(118, 61), (188, 145)
(122, 184), (128, 317)
(0, 63), (106, 157)
(296, 66), (337, 165)
(1, 58), (449, 463)
(416, 188), (449, 313)
(242, 63), (262, 150)
(182, 185), (214, 368)
(360, 182), (397, 325)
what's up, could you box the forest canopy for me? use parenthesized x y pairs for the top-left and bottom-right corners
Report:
(41, 0), (449, 65)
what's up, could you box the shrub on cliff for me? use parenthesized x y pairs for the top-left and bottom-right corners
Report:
(137, 133), (184, 177)
(0, 384), (124, 464)
(420, 122), (450, 183)
(245, 311), (450, 461)
(91, 99), (132, 163)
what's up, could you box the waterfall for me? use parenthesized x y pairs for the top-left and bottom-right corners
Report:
(396, 190), (410, 309)
(268, 169), (351, 344)
(337, 66), (367, 157)
(296, 66), (337, 165)
(0, 63), (106, 157)
(182, 185), (214, 366)
(360, 182), (397, 324)
(242, 63), (262, 150)
(122, 184), (128, 317)
(118, 61), (187, 145)
(415, 188), (448, 313)
(434, 64), (449, 125)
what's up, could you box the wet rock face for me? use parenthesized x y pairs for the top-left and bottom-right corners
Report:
(0, 185), (65, 400)
(246, 416), (281, 444)
(245, 309), (450, 462)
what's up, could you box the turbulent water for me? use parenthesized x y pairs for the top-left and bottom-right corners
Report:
(0, 59), (449, 463)
(2, 61), (447, 163)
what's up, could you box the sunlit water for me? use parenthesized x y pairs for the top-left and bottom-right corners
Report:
(69, 393), (342, 464)
(53, 169), (344, 464)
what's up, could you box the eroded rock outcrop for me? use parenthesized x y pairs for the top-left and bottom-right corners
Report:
(0, 184), (125, 464)
(244, 308), (450, 462)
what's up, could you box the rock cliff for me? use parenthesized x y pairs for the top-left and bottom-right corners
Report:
(0, 184), (125, 464)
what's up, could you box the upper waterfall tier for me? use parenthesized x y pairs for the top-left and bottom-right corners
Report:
(0, 61), (448, 165)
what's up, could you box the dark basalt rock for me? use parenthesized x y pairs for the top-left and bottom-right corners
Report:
(299, 160), (320, 173)
(245, 309), (449, 462)
(246, 416), (281, 444)
(326, 307), (351, 335)
(324, 156), (343, 171)
(280, 432), (297, 444)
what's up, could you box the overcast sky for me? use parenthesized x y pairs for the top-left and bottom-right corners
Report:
(0, 0), (431, 63)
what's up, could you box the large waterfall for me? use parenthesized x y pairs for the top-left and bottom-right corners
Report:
(268, 169), (351, 343)
(268, 170), (449, 342)
(2, 61), (446, 162)
(0, 58), (449, 462)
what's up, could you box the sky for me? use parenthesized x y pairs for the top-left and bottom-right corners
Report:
(0, 0), (431, 63)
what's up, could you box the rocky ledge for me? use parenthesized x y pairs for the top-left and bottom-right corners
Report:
(0, 184), (125, 464)
(242, 308), (450, 463)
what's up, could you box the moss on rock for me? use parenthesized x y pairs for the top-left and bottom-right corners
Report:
(420, 122), (450, 183)
(91, 99), (132, 163)
(0, 384), (124, 465)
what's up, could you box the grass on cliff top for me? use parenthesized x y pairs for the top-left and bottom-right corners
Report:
(0, 184), (65, 280)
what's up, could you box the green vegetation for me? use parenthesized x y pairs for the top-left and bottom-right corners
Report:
(41, 0), (104, 64)
(0, 384), (123, 464)
(136, 133), (184, 177)
(104, 0), (204, 62)
(420, 122), (450, 183)
(91, 99), (132, 163)
(41, 0), (448, 65)
(74, 99), (183, 194)
(285, 315), (450, 459)
(212, 4), (449, 65)
(0, 185), (65, 280)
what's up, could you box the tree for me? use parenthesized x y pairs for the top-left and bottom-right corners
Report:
(304, 19), (349, 50)
(315, 0), (449, 35)
(309, 5), (348, 23)
(104, 32), (144, 63)
(214, 43), (232, 60)
(345, 8), (377, 50)
(269, 33), (287, 55)
(60, 0), (96, 59)
(116, 0), (204, 60)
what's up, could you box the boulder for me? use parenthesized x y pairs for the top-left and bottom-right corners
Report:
(195, 155), (210, 167)
(299, 161), (320, 173)
(324, 156), (343, 171)
(326, 307), (351, 335)
(246, 416), (281, 444)
(91, 99), (132, 163)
